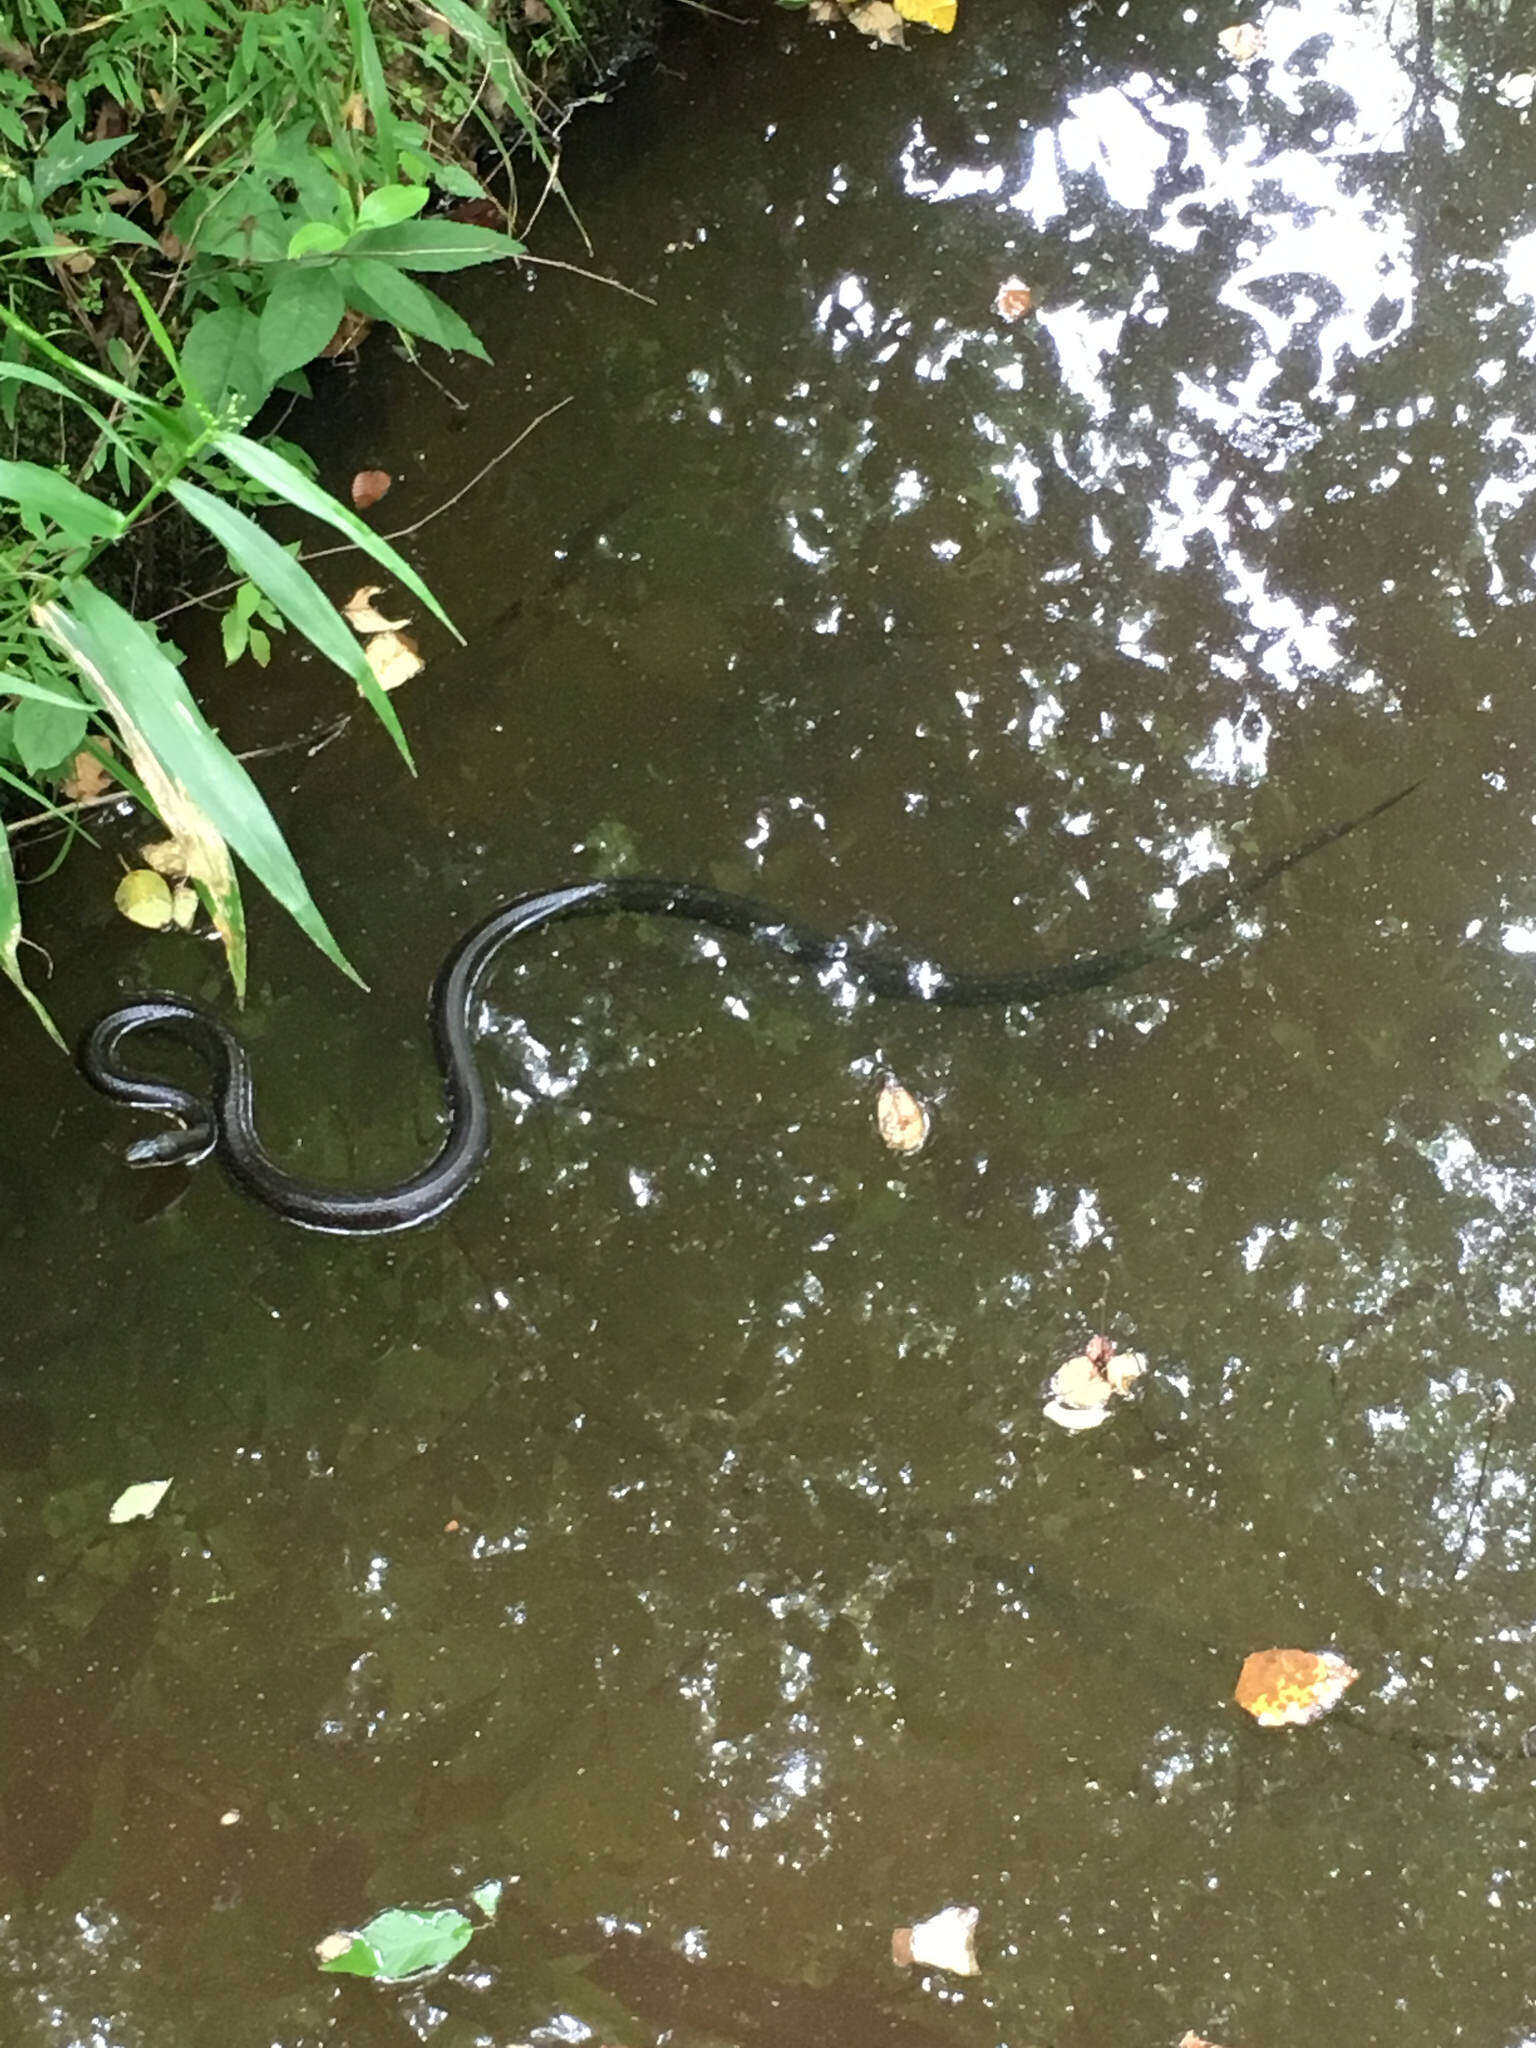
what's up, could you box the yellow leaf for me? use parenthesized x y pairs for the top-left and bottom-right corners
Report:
(894, 0), (955, 29)
(114, 868), (175, 930)
(1217, 22), (1263, 63)
(1234, 1647), (1358, 1727)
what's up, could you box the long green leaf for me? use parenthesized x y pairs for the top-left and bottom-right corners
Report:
(339, 0), (396, 179)
(0, 460), (126, 541)
(0, 302), (178, 427)
(348, 218), (526, 273)
(167, 478), (413, 770)
(213, 431), (461, 641)
(0, 362), (131, 453)
(0, 670), (96, 711)
(34, 582), (361, 987)
(0, 827), (64, 1047)
(345, 257), (488, 361)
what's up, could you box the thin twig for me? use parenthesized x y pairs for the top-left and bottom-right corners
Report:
(5, 713), (353, 842)
(149, 395), (573, 624)
(1452, 1382), (1513, 1579)
(517, 253), (655, 303)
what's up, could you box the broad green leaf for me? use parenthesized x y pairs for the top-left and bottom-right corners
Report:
(168, 478), (413, 769)
(349, 218), (526, 273)
(0, 459), (126, 543)
(0, 825), (64, 1047)
(345, 257), (489, 362)
(34, 581), (359, 991)
(54, 207), (162, 251)
(258, 266), (347, 384)
(213, 432), (461, 641)
(357, 184), (430, 232)
(14, 689), (89, 775)
(287, 220), (348, 261)
(319, 1907), (473, 1981)
(181, 307), (272, 425)
(33, 127), (135, 203)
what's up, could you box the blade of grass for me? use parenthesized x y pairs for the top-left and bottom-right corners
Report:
(168, 478), (415, 771)
(0, 826), (64, 1047)
(213, 431), (462, 641)
(35, 580), (362, 990)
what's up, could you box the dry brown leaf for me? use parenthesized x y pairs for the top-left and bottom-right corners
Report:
(1217, 22), (1264, 63)
(1180, 2035), (1232, 2048)
(350, 468), (392, 511)
(61, 744), (114, 801)
(321, 309), (373, 358)
(523, 0), (553, 21)
(808, 0), (841, 17)
(139, 837), (187, 878)
(849, 0), (906, 44)
(365, 630), (424, 693)
(343, 585), (412, 635)
(157, 227), (184, 262)
(341, 89), (368, 131)
(877, 1080), (929, 1154)
(1234, 1647), (1358, 1728)
(145, 179), (166, 223)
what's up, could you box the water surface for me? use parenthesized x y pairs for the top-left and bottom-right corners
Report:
(6, 2), (1536, 2041)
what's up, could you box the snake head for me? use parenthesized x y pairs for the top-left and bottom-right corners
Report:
(125, 1118), (217, 1170)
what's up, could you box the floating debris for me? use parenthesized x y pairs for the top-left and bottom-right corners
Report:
(891, 1904), (979, 1976)
(1234, 1647), (1358, 1728)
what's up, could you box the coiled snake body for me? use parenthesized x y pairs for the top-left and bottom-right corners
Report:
(78, 789), (1412, 1236)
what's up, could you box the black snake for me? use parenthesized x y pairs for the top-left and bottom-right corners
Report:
(78, 786), (1412, 1235)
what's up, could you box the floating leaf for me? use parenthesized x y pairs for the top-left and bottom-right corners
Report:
(891, 1905), (978, 1976)
(893, 0), (955, 28)
(109, 1477), (173, 1523)
(469, 1879), (503, 1918)
(877, 1080), (929, 1154)
(1217, 22), (1263, 62)
(1234, 1647), (1358, 1728)
(342, 584), (411, 634)
(1042, 1342), (1145, 1430)
(114, 867), (176, 930)
(316, 1906), (474, 1981)
(994, 276), (1033, 322)
(365, 629), (424, 692)
(849, 1), (905, 44)
(351, 468), (392, 510)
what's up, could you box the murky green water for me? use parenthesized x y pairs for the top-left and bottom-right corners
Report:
(9, 1), (1536, 2039)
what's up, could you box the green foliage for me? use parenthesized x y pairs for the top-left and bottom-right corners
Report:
(0, 0), (585, 1037)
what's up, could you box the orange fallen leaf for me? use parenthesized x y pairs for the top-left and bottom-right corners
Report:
(351, 468), (391, 511)
(1235, 1647), (1358, 1727)
(1180, 2035), (1232, 2048)
(994, 277), (1033, 322)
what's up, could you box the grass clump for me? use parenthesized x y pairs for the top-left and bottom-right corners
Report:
(0, 0), (610, 1037)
